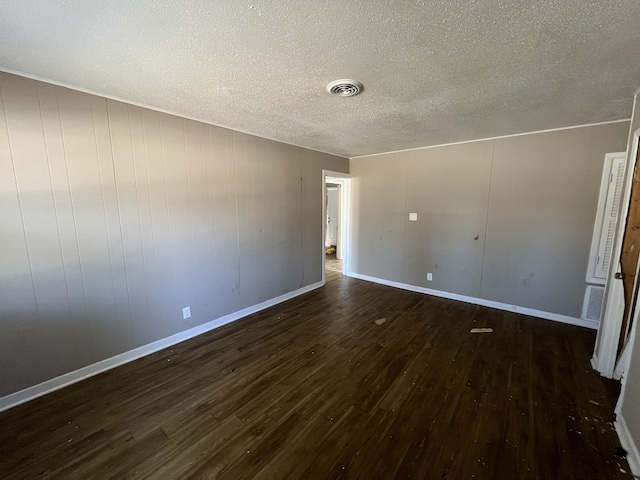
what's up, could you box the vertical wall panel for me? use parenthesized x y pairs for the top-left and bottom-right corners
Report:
(38, 82), (89, 366)
(183, 119), (210, 325)
(93, 97), (134, 353)
(0, 72), (348, 397)
(281, 145), (304, 293)
(0, 76), (44, 391)
(246, 136), (275, 303)
(108, 101), (150, 345)
(269, 142), (296, 297)
(162, 114), (197, 329)
(201, 125), (218, 320)
(233, 132), (253, 304)
(300, 147), (321, 288)
(212, 127), (242, 315)
(261, 139), (286, 299)
(1, 75), (74, 382)
(141, 108), (178, 336)
(128, 105), (163, 344)
(58, 88), (123, 363)
(248, 136), (269, 302)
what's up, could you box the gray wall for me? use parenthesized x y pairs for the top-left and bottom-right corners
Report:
(351, 122), (629, 318)
(620, 94), (640, 460)
(0, 72), (347, 397)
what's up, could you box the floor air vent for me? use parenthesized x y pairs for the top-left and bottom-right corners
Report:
(582, 285), (605, 322)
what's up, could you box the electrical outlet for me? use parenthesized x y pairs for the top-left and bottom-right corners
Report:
(182, 306), (191, 319)
(427, 273), (433, 281)
(409, 213), (418, 221)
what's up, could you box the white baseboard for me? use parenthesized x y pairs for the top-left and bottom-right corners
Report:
(347, 272), (597, 330)
(615, 412), (640, 476)
(0, 281), (324, 413)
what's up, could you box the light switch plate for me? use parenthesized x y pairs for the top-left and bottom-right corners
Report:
(409, 213), (418, 221)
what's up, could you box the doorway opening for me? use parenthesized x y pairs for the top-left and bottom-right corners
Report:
(322, 171), (351, 284)
(325, 184), (342, 273)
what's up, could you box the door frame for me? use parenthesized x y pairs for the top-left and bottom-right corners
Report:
(322, 170), (351, 285)
(594, 126), (640, 378)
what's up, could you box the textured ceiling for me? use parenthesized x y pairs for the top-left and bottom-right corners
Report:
(1, 1), (639, 157)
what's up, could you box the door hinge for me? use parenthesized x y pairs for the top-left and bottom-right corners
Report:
(615, 272), (625, 280)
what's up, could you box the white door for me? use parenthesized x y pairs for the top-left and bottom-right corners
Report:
(326, 188), (338, 247)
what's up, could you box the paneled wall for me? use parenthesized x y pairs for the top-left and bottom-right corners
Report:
(351, 122), (629, 319)
(0, 72), (347, 396)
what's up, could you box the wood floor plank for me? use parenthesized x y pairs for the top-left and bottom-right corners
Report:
(251, 413), (334, 479)
(217, 411), (307, 479)
(125, 412), (244, 478)
(320, 406), (395, 479)
(0, 270), (632, 479)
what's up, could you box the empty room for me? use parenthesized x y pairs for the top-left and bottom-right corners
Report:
(2, 1), (640, 478)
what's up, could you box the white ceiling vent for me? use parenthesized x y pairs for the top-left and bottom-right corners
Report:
(326, 79), (364, 97)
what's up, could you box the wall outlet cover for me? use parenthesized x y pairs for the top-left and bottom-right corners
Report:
(182, 306), (191, 319)
(427, 273), (433, 281)
(409, 213), (418, 221)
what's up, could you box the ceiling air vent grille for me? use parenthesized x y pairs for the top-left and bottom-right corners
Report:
(326, 79), (363, 97)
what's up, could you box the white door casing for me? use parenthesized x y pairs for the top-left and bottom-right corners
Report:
(593, 127), (640, 378)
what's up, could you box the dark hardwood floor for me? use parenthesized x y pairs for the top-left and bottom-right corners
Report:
(0, 271), (633, 479)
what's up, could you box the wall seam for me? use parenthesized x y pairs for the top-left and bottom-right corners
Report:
(300, 152), (305, 287)
(232, 132), (242, 295)
(401, 155), (409, 284)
